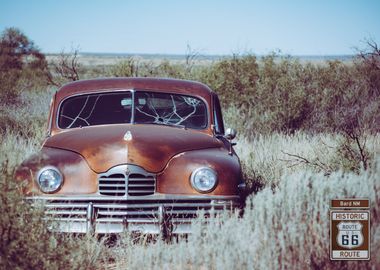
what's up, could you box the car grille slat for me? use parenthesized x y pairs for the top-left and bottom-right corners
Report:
(97, 210), (157, 215)
(128, 178), (154, 181)
(45, 210), (87, 215)
(45, 203), (87, 208)
(93, 203), (213, 209)
(128, 183), (154, 187)
(99, 184), (126, 187)
(98, 165), (156, 197)
(100, 192), (126, 196)
(127, 190), (155, 194)
(99, 179), (125, 182)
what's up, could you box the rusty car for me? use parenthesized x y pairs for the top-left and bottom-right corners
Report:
(15, 77), (244, 236)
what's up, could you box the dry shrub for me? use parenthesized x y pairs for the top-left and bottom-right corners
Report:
(0, 163), (110, 269)
(199, 51), (380, 137)
(0, 88), (52, 140)
(0, 28), (49, 104)
(110, 160), (380, 270)
(235, 132), (380, 189)
(110, 57), (189, 79)
(332, 131), (372, 174)
(46, 48), (81, 87)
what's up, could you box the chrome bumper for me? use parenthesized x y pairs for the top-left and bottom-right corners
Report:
(27, 195), (241, 235)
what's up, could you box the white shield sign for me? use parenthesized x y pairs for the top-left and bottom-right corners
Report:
(336, 222), (363, 249)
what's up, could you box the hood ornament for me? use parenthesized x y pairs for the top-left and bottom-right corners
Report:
(123, 130), (132, 141)
(125, 167), (130, 176)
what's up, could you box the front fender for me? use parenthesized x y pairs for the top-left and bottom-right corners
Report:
(15, 146), (98, 195)
(157, 147), (242, 195)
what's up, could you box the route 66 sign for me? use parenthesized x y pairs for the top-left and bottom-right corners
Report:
(336, 222), (363, 249)
(330, 209), (370, 260)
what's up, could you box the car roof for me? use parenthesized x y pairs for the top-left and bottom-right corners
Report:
(55, 77), (214, 103)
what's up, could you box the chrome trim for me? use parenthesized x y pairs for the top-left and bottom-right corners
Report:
(158, 205), (167, 238)
(86, 202), (94, 234)
(131, 89), (136, 124)
(98, 164), (156, 196)
(28, 195), (240, 235)
(238, 183), (246, 191)
(47, 93), (56, 137)
(29, 194), (240, 200)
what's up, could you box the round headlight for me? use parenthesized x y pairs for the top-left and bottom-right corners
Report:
(190, 167), (218, 193)
(37, 166), (63, 193)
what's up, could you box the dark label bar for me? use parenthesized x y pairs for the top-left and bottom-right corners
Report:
(331, 199), (369, 209)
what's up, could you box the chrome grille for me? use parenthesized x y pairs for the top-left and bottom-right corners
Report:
(98, 165), (156, 197)
(99, 174), (126, 196)
(128, 174), (155, 196)
(36, 196), (240, 234)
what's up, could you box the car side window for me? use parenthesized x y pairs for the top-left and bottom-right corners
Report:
(213, 94), (225, 135)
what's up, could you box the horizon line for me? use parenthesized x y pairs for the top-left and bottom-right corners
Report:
(44, 51), (356, 57)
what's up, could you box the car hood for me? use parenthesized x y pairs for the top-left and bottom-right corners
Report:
(44, 124), (222, 173)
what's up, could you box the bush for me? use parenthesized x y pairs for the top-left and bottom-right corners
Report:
(46, 49), (81, 86)
(110, 160), (380, 269)
(0, 28), (49, 104)
(205, 53), (380, 136)
(110, 57), (188, 79)
(0, 89), (52, 139)
(0, 162), (110, 269)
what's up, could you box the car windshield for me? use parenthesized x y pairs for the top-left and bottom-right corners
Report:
(58, 91), (208, 129)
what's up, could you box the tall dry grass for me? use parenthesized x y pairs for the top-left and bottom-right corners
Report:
(0, 54), (379, 268)
(234, 132), (380, 189)
(1, 119), (379, 269)
(107, 162), (379, 270)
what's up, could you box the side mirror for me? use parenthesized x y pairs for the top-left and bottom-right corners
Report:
(225, 128), (237, 155)
(225, 128), (237, 140)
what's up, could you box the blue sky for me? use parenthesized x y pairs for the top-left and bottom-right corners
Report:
(1, 0), (379, 55)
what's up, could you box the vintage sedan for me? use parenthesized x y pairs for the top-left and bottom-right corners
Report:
(15, 78), (244, 236)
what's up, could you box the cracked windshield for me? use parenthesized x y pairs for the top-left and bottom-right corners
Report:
(59, 91), (208, 129)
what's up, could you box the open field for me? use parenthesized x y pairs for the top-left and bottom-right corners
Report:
(1, 87), (379, 269)
(1, 35), (380, 268)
